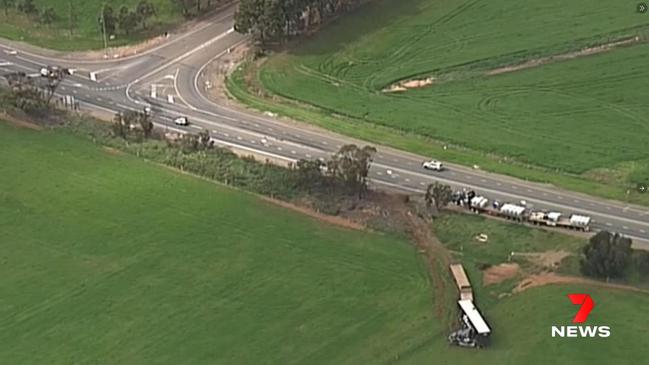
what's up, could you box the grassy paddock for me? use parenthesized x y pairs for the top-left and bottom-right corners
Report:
(0, 122), (436, 364)
(0, 0), (222, 50)
(3, 120), (649, 364)
(228, 0), (649, 205)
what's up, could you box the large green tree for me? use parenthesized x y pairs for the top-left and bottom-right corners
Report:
(328, 144), (376, 198)
(580, 230), (632, 280)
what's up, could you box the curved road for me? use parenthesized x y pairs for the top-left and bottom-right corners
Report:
(1, 6), (648, 248)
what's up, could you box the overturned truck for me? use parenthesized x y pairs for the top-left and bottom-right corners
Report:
(448, 264), (491, 348)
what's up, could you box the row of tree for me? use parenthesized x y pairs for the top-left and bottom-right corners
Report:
(3, 68), (70, 113)
(234, 0), (365, 46)
(100, 1), (157, 36)
(1, 0), (58, 25)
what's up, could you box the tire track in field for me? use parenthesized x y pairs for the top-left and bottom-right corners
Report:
(364, 0), (482, 89)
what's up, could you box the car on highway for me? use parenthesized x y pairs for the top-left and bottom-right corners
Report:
(422, 160), (444, 171)
(174, 116), (189, 126)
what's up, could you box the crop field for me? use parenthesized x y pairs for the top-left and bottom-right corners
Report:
(244, 0), (649, 200)
(0, 0), (216, 50)
(0, 122), (436, 364)
(2, 121), (648, 364)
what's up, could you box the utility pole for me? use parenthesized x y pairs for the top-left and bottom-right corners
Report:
(100, 3), (108, 57)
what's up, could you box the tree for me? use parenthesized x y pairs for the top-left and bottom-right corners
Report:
(2, 0), (15, 17)
(425, 182), (453, 211)
(112, 112), (129, 138)
(634, 251), (649, 276)
(99, 5), (116, 35)
(172, 0), (196, 17)
(3, 71), (46, 112)
(197, 129), (214, 150)
(138, 111), (154, 139)
(328, 144), (376, 198)
(37, 66), (70, 105)
(580, 230), (632, 280)
(118, 5), (129, 25)
(18, 0), (37, 15)
(136, 0), (156, 29)
(119, 9), (139, 35)
(40, 6), (56, 24)
(295, 158), (326, 193)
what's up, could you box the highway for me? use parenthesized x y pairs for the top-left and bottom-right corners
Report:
(1, 5), (648, 248)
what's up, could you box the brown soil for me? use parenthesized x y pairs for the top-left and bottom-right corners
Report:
(487, 36), (641, 76)
(514, 273), (649, 295)
(203, 44), (250, 104)
(1, 112), (43, 130)
(382, 77), (434, 93)
(102, 146), (122, 155)
(512, 250), (572, 270)
(483, 263), (520, 285)
(260, 196), (366, 231)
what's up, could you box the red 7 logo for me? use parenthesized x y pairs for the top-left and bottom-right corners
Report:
(568, 294), (595, 323)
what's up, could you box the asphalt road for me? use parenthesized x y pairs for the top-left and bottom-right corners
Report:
(1, 7), (648, 248)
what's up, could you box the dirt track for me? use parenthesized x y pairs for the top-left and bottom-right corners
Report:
(514, 273), (649, 295)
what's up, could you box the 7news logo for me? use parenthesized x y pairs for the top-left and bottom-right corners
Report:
(551, 294), (611, 338)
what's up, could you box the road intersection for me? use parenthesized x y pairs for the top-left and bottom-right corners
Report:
(1, 5), (648, 248)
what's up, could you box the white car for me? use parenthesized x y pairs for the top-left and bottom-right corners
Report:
(174, 116), (189, 126)
(422, 160), (443, 171)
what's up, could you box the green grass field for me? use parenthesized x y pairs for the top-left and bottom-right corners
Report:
(233, 0), (649, 204)
(0, 0), (217, 50)
(0, 122), (436, 363)
(2, 120), (649, 364)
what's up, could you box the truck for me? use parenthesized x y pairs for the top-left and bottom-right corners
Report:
(452, 190), (592, 232)
(449, 264), (473, 302)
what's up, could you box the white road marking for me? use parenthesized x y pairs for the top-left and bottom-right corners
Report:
(237, 136), (242, 140)
(291, 150), (296, 154)
(420, 182), (426, 186)
(623, 226), (629, 230)
(277, 147), (282, 151)
(606, 222), (613, 226)
(189, 125), (202, 130)
(405, 178), (411, 182)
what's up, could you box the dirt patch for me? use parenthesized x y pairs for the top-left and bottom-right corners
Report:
(487, 36), (641, 76)
(512, 250), (571, 270)
(483, 263), (520, 286)
(202, 43), (250, 104)
(102, 146), (123, 155)
(260, 196), (366, 231)
(1, 112), (43, 130)
(514, 273), (649, 295)
(382, 77), (435, 92)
